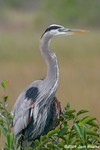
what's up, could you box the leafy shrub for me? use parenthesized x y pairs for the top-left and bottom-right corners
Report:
(0, 80), (100, 150)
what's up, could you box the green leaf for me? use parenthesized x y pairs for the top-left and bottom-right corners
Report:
(58, 128), (67, 136)
(40, 135), (47, 141)
(77, 110), (89, 116)
(3, 96), (8, 102)
(34, 139), (40, 147)
(70, 137), (79, 145)
(81, 125), (86, 140)
(47, 129), (59, 137)
(0, 102), (5, 109)
(47, 143), (54, 149)
(58, 136), (66, 142)
(64, 110), (75, 119)
(87, 120), (99, 128)
(58, 142), (64, 148)
(79, 117), (96, 126)
(73, 123), (83, 139)
(69, 110), (76, 113)
(0, 125), (8, 137)
(7, 132), (14, 149)
(86, 129), (99, 137)
(66, 102), (70, 109)
(1, 80), (9, 89)
(63, 121), (67, 127)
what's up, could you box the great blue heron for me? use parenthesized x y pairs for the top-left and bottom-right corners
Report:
(13, 24), (86, 148)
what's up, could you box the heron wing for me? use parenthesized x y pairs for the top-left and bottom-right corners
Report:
(13, 86), (39, 136)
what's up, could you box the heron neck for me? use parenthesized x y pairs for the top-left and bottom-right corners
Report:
(40, 36), (59, 90)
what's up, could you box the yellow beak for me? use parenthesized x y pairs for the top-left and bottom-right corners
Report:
(69, 29), (89, 35)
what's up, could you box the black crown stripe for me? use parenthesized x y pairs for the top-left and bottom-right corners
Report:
(41, 26), (61, 38)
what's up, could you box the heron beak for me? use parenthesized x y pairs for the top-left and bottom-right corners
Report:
(65, 28), (89, 35)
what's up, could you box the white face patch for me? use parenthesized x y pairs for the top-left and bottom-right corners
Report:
(49, 28), (67, 37)
(41, 24), (64, 38)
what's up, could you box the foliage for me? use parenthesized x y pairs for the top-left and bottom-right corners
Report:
(42, 0), (100, 27)
(0, 80), (14, 150)
(0, 80), (100, 150)
(32, 103), (100, 150)
(0, 0), (100, 27)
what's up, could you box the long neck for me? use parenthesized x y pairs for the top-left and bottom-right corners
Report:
(40, 35), (59, 91)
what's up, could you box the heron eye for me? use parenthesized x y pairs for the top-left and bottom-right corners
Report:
(67, 29), (71, 32)
(58, 28), (64, 32)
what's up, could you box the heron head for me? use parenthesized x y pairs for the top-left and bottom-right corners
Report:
(41, 24), (88, 39)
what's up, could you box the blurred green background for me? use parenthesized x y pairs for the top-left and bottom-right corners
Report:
(0, 0), (100, 135)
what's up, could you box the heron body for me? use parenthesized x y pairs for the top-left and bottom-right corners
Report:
(13, 24), (86, 148)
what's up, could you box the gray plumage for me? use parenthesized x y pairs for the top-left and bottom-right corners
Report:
(13, 24), (86, 148)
